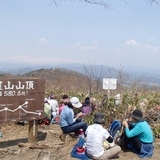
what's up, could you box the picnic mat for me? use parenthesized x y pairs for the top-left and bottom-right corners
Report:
(71, 137), (91, 160)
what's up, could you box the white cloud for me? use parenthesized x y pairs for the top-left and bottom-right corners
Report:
(126, 39), (139, 46)
(126, 39), (160, 53)
(38, 37), (48, 45)
(72, 41), (99, 51)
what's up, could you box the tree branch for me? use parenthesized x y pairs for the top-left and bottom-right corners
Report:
(84, 0), (110, 8)
(149, 0), (160, 5)
(50, 0), (160, 8)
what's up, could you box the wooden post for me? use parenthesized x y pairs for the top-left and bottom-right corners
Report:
(28, 120), (38, 143)
(108, 89), (110, 99)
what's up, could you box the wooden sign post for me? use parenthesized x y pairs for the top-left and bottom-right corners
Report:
(28, 120), (38, 143)
(0, 78), (45, 143)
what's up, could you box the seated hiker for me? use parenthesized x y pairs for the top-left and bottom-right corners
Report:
(59, 98), (65, 115)
(44, 98), (52, 120)
(81, 97), (92, 117)
(85, 112), (121, 160)
(59, 94), (70, 115)
(90, 97), (97, 111)
(60, 97), (88, 136)
(38, 98), (51, 125)
(62, 94), (69, 105)
(48, 94), (59, 121)
(119, 109), (154, 158)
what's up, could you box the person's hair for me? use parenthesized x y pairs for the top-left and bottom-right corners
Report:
(132, 116), (142, 123)
(50, 96), (54, 99)
(62, 95), (69, 105)
(85, 97), (90, 101)
(66, 102), (73, 108)
(62, 95), (69, 99)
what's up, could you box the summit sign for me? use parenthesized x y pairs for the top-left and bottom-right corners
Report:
(0, 79), (45, 123)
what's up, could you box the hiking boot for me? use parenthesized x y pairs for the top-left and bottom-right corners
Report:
(116, 138), (120, 144)
(59, 133), (66, 142)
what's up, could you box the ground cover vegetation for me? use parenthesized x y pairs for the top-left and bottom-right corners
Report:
(1, 67), (160, 139)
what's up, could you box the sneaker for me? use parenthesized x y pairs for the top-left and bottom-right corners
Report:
(59, 133), (66, 142)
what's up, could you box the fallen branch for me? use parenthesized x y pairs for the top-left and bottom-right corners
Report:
(18, 142), (50, 149)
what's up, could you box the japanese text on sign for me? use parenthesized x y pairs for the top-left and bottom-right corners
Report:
(0, 79), (45, 123)
(103, 78), (117, 90)
(0, 81), (34, 97)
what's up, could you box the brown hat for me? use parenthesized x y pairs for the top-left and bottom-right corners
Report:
(93, 112), (105, 124)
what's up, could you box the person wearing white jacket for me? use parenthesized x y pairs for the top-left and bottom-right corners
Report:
(48, 95), (59, 120)
(85, 112), (121, 160)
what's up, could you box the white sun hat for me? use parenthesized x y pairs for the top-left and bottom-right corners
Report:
(70, 97), (82, 108)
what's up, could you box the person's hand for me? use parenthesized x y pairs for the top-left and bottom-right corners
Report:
(122, 120), (129, 128)
(77, 112), (83, 118)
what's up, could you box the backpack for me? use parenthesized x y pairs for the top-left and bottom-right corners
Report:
(38, 118), (50, 125)
(108, 120), (122, 138)
(81, 104), (92, 117)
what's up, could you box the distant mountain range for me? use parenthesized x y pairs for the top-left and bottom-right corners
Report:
(0, 60), (160, 85)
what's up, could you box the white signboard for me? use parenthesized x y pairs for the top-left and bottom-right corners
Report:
(103, 78), (117, 90)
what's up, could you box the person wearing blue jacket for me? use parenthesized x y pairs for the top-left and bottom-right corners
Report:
(121, 109), (154, 158)
(60, 97), (88, 136)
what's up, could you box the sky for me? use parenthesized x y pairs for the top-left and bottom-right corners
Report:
(0, 0), (160, 71)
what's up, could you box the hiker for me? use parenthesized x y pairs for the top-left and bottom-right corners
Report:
(62, 94), (69, 105)
(85, 112), (121, 160)
(59, 95), (70, 115)
(90, 97), (97, 111)
(114, 93), (122, 106)
(119, 109), (154, 158)
(44, 98), (52, 120)
(81, 97), (92, 117)
(59, 94), (69, 115)
(59, 99), (65, 115)
(48, 94), (59, 121)
(60, 97), (88, 136)
(38, 98), (51, 125)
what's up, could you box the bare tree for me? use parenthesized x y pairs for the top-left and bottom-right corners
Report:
(91, 65), (103, 93)
(82, 62), (104, 95)
(51, 0), (160, 8)
(116, 64), (129, 94)
(104, 67), (117, 78)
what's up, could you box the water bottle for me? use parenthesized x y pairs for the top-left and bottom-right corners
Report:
(0, 132), (2, 138)
(114, 130), (120, 139)
(78, 129), (84, 138)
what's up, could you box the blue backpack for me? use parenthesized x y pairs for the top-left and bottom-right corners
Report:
(108, 120), (122, 138)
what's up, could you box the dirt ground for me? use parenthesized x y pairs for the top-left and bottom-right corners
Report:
(0, 123), (160, 160)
